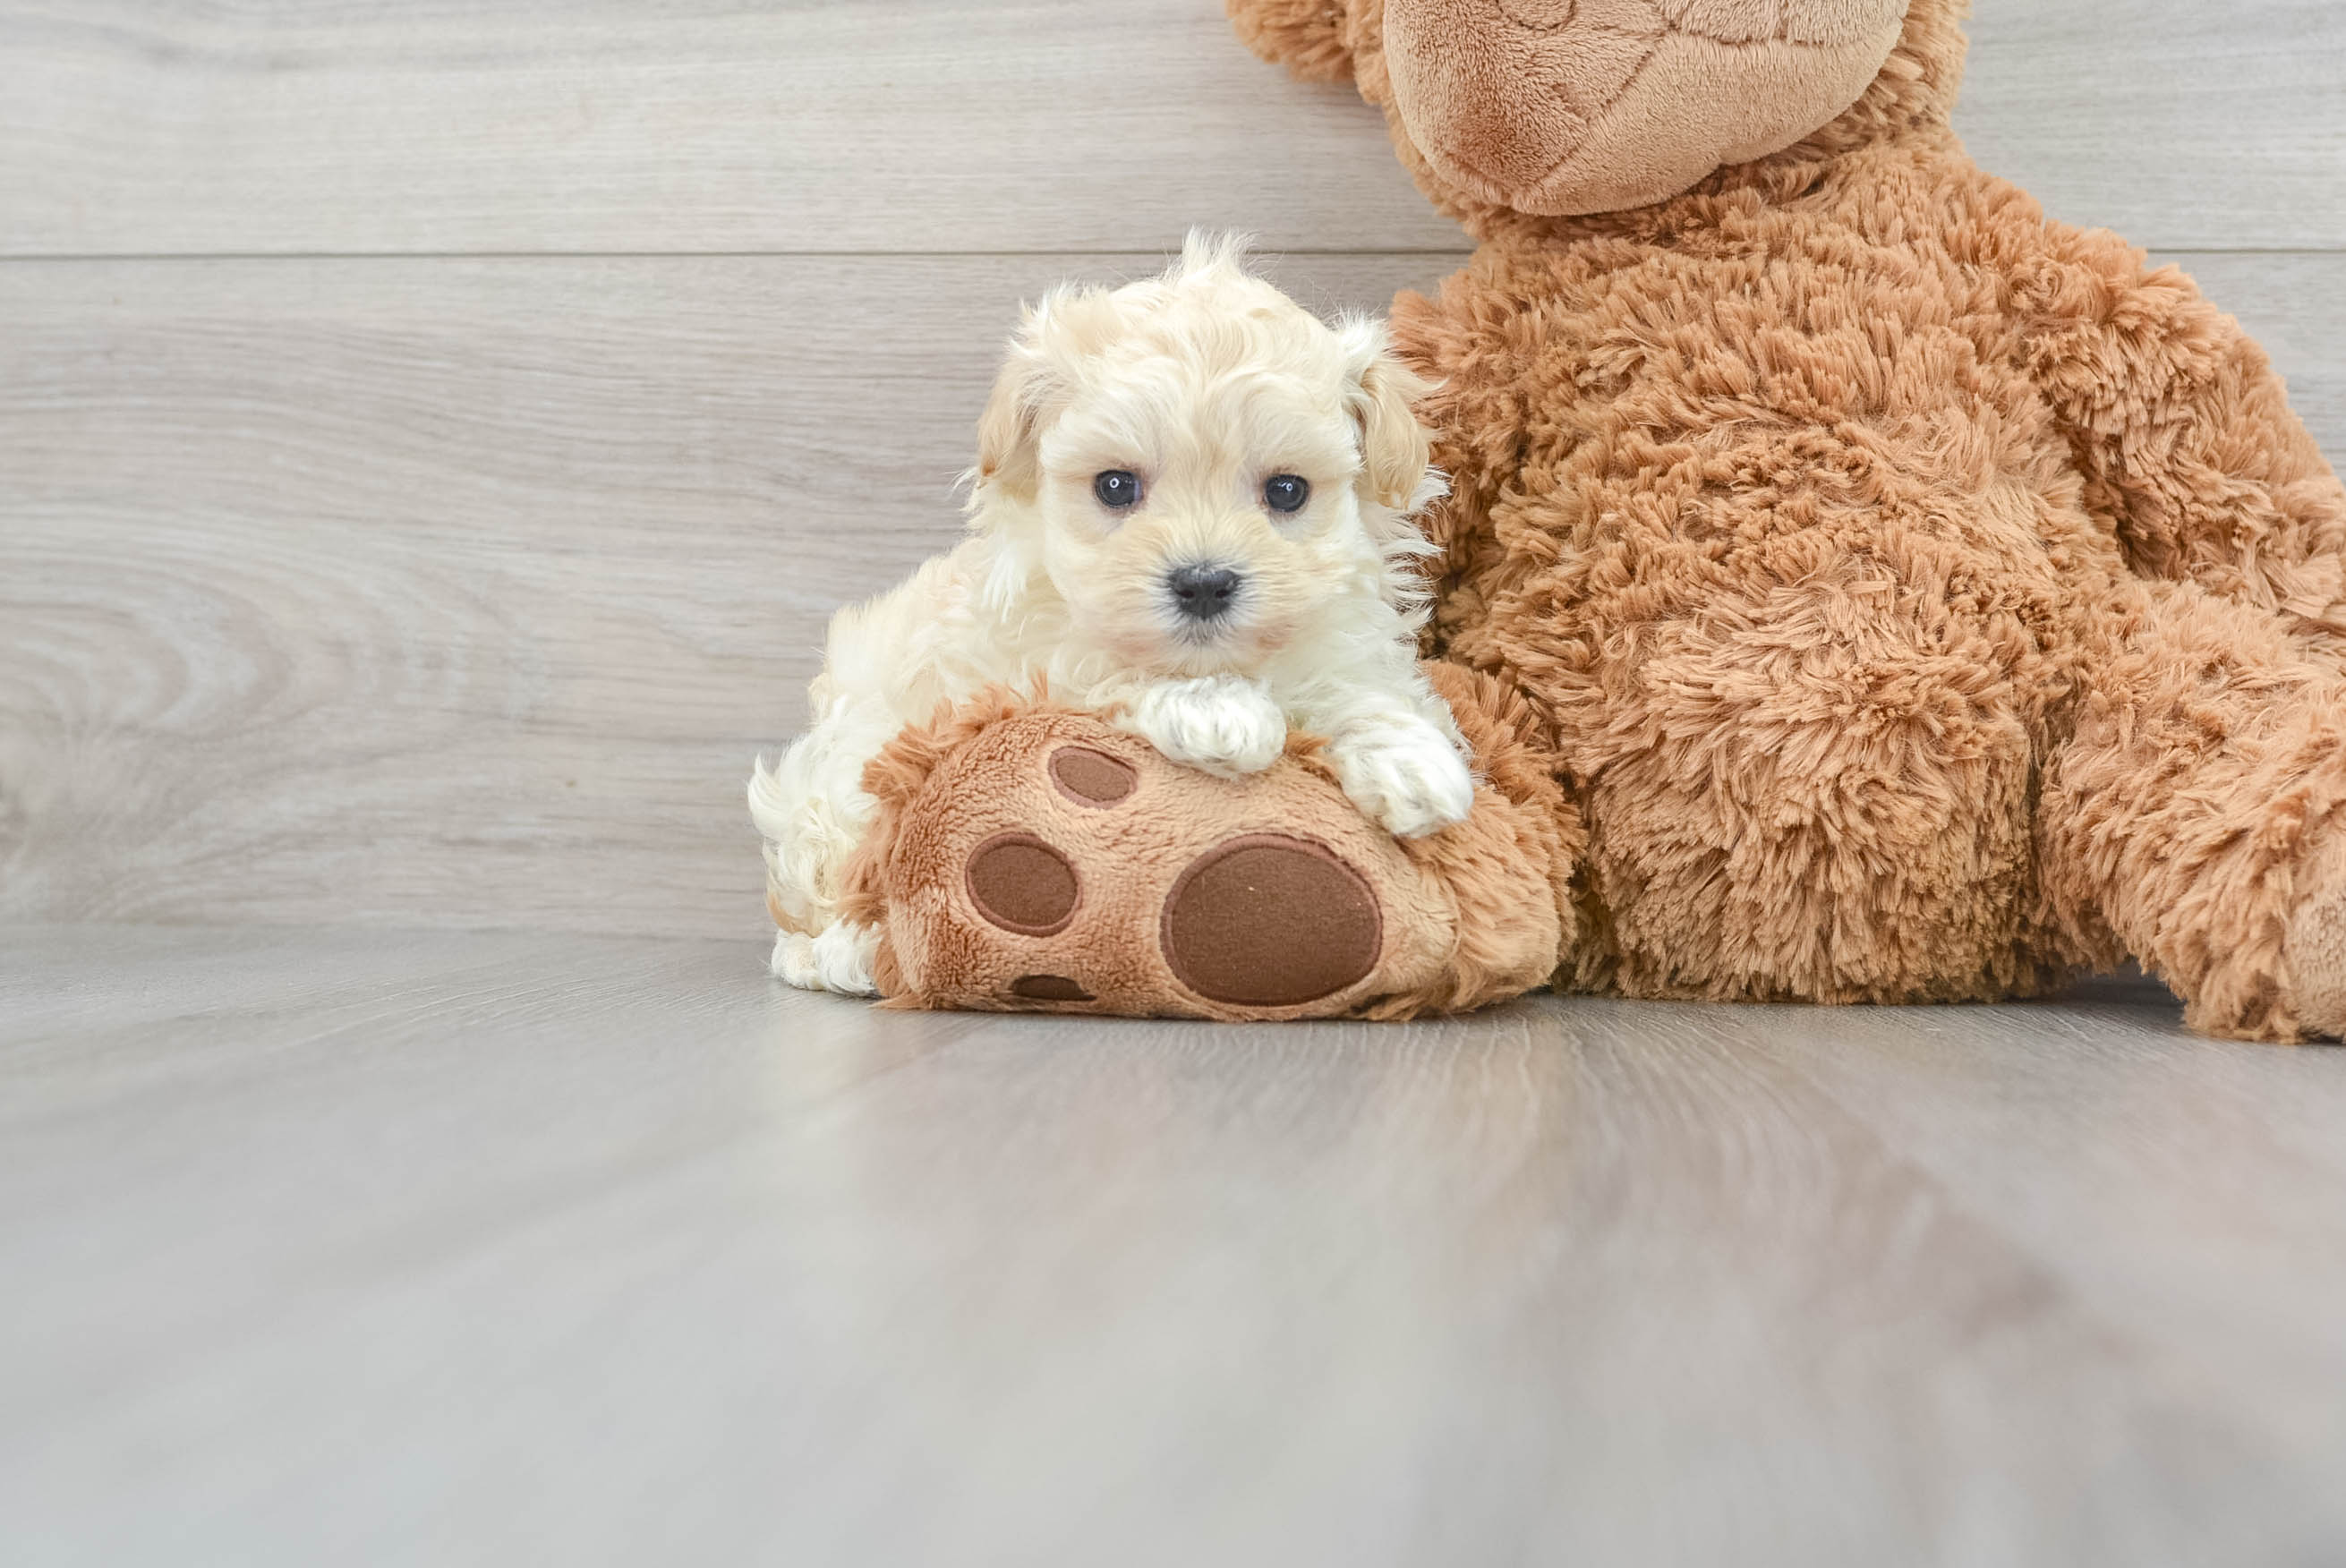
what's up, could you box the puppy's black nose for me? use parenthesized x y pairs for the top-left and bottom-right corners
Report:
(1167, 564), (1241, 622)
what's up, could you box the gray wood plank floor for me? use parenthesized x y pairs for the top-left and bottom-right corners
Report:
(4, 925), (2345, 1566)
(6, 0), (2346, 1559)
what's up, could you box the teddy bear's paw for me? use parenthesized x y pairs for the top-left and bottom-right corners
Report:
(770, 922), (881, 997)
(1122, 677), (1287, 780)
(1326, 721), (1476, 839)
(2284, 833), (2346, 1041)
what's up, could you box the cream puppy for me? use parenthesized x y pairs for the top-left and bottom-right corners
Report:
(748, 235), (1474, 994)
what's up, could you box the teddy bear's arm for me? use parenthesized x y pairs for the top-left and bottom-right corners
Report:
(1385, 279), (1529, 657)
(1225, 0), (1362, 86)
(2018, 223), (2346, 636)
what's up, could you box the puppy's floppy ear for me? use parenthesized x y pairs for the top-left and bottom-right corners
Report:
(975, 340), (1046, 502)
(1338, 316), (1437, 513)
(975, 284), (1124, 505)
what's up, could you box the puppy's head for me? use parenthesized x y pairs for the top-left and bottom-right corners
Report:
(969, 234), (1437, 677)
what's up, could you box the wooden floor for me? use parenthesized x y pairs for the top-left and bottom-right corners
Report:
(7, 0), (2346, 1560)
(5, 925), (2346, 1564)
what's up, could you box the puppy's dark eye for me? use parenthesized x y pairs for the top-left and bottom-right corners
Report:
(1093, 470), (1141, 510)
(1263, 474), (1310, 514)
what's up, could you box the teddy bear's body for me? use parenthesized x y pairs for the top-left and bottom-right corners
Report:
(1227, 0), (2346, 1039)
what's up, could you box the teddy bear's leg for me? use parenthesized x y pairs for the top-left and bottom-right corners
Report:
(2038, 580), (2346, 1042)
(1543, 547), (2054, 1008)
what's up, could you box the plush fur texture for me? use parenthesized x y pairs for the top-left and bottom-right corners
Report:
(1376, 0), (1908, 217)
(749, 236), (1476, 995)
(1223, 0), (2346, 1040)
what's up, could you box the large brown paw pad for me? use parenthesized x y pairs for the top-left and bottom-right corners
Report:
(1161, 834), (1380, 1006)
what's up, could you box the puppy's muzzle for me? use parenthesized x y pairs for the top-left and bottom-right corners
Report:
(1166, 563), (1242, 624)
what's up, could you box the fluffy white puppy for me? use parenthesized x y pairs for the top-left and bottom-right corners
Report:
(748, 234), (1474, 994)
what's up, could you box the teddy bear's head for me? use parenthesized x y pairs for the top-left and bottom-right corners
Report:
(1231, 0), (1970, 226)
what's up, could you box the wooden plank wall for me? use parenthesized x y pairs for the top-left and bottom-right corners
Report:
(4, 0), (2343, 942)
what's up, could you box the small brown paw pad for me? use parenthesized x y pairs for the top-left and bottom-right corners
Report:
(1049, 746), (1138, 806)
(1161, 834), (1381, 1006)
(1010, 974), (1096, 1002)
(966, 832), (1080, 936)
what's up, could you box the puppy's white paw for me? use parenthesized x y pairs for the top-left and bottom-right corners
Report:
(773, 930), (815, 989)
(771, 922), (881, 997)
(1124, 677), (1287, 779)
(1327, 722), (1476, 839)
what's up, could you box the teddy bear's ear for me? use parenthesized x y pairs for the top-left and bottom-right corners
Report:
(1226, 0), (1361, 85)
(1338, 316), (1437, 514)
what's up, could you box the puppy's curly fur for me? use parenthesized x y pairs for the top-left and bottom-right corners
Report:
(749, 235), (1471, 994)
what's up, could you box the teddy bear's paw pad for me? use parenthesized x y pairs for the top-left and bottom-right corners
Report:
(1011, 974), (1096, 1003)
(1049, 746), (1138, 806)
(1161, 834), (1381, 1007)
(966, 832), (1081, 937)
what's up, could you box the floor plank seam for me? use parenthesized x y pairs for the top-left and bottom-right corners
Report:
(6, 245), (2340, 265)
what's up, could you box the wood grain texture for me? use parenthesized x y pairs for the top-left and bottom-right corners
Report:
(0, 0), (1461, 258)
(3, 250), (2338, 939)
(2, 0), (2341, 258)
(1955, 0), (2346, 249)
(0, 253), (1463, 937)
(4, 925), (2345, 1565)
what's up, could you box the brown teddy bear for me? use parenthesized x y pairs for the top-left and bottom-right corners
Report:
(827, 0), (2346, 1041)
(1208, 0), (2346, 1042)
